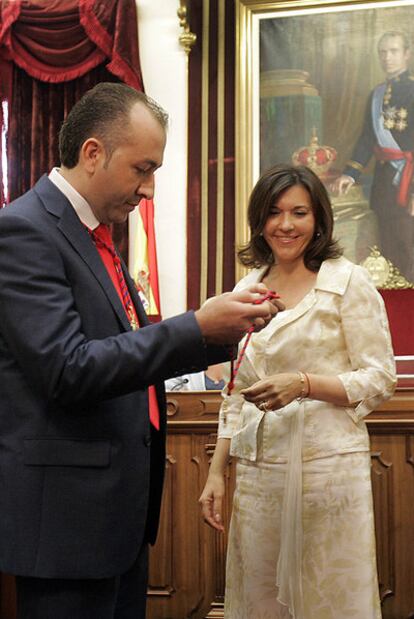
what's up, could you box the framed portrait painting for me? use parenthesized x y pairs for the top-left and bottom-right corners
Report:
(235, 0), (414, 377)
(235, 0), (414, 290)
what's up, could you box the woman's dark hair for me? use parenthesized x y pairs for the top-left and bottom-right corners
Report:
(237, 164), (342, 271)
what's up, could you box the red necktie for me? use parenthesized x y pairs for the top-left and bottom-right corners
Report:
(90, 224), (160, 430)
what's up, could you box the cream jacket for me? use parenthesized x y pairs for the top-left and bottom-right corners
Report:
(218, 256), (397, 462)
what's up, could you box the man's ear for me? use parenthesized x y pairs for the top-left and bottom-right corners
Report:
(79, 138), (105, 173)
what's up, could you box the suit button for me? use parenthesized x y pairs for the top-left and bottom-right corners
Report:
(144, 436), (151, 447)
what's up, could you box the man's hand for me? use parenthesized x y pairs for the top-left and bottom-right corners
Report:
(330, 174), (355, 195)
(195, 283), (285, 345)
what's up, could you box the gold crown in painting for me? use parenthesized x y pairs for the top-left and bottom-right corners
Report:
(292, 128), (337, 177)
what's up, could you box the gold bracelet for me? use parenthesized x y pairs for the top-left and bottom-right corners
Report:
(303, 372), (311, 398)
(297, 372), (306, 400)
(297, 371), (310, 400)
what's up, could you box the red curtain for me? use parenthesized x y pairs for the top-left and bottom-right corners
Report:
(380, 290), (414, 356)
(0, 0), (144, 259)
(0, 0), (142, 86)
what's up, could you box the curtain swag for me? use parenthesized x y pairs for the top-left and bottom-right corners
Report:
(0, 0), (143, 88)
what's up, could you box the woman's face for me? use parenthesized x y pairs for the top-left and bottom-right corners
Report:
(262, 184), (316, 266)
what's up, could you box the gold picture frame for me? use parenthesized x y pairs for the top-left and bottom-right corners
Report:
(235, 0), (414, 288)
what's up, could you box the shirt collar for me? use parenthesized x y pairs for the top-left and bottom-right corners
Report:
(48, 167), (100, 231)
(314, 256), (353, 295)
(239, 257), (354, 296)
(387, 69), (409, 84)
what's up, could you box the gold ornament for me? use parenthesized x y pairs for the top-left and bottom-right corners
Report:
(291, 128), (337, 178)
(383, 117), (395, 130)
(361, 246), (414, 289)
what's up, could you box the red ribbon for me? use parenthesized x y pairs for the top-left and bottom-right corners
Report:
(89, 224), (160, 430)
(374, 145), (414, 207)
(226, 291), (280, 396)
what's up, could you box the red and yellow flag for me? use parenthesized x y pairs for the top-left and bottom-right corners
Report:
(130, 198), (161, 321)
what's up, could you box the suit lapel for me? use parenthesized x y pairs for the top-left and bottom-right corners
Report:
(244, 292), (318, 378)
(244, 271), (318, 372)
(35, 176), (131, 332)
(268, 290), (317, 334)
(243, 258), (353, 376)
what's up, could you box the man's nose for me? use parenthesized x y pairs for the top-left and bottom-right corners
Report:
(137, 174), (155, 200)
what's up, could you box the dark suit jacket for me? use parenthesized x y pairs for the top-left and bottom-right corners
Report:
(0, 176), (226, 579)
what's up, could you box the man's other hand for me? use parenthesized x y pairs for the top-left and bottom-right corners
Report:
(195, 283), (285, 345)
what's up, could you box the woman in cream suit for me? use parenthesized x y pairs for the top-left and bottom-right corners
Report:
(200, 165), (396, 619)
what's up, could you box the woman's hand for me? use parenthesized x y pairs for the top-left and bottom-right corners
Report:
(199, 473), (226, 532)
(241, 373), (302, 410)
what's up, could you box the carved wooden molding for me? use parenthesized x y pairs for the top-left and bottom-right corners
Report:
(371, 450), (395, 602)
(166, 390), (414, 432)
(406, 435), (414, 468)
(205, 601), (225, 618)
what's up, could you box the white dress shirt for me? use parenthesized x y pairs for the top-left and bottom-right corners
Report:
(49, 167), (99, 230)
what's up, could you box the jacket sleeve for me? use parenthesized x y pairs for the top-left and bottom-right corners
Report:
(337, 265), (397, 422)
(343, 91), (376, 181)
(0, 211), (211, 407)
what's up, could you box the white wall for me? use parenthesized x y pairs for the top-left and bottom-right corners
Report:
(129, 1), (188, 318)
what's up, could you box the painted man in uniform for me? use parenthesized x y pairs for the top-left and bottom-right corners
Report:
(333, 31), (414, 283)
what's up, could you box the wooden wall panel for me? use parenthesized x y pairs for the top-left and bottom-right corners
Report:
(146, 390), (414, 619)
(146, 417), (236, 619)
(370, 430), (414, 619)
(0, 575), (15, 619)
(1, 391), (413, 619)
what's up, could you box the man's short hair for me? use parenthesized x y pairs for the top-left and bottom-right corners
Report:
(59, 82), (168, 168)
(378, 31), (410, 52)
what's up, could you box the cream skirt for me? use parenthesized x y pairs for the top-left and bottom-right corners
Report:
(224, 452), (381, 619)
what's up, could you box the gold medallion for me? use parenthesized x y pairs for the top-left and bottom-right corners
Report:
(395, 119), (407, 132)
(128, 308), (139, 331)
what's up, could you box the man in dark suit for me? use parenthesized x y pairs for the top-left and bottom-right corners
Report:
(0, 83), (279, 619)
(332, 30), (414, 283)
